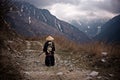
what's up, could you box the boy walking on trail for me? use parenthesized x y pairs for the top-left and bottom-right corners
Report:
(43, 36), (55, 66)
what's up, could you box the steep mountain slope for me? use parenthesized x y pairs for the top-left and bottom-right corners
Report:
(6, 1), (90, 43)
(94, 15), (120, 43)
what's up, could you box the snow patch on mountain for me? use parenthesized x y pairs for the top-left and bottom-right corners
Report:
(57, 22), (63, 32)
(42, 14), (47, 22)
(87, 26), (90, 29)
(28, 16), (32, 24)
(96, 26), (101, 35)
(21, 5), (24, 12)
(55, 19), (63, 32)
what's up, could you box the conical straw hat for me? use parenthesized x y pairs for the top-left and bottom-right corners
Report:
(46, 36), (54, 41)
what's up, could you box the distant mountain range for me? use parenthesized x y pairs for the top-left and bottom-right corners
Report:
(94, 14), (120, 43)
(6, 1), (90, 43)
(71, 19), (107, 38)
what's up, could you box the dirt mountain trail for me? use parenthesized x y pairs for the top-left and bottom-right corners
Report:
(17, 41), (96, 80)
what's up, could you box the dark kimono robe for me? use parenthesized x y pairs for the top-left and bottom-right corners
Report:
(43, 41), (55, 66)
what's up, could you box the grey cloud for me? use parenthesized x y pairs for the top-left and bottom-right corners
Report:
(25, 0), (57, 8)
(25, 0), (120, 14)
(56, 0), (80, 5)
(26, 0), (80, 8)
(20, 0), (120, 21)
(110, 0), (120, 13)
(93, 0), (120, 14)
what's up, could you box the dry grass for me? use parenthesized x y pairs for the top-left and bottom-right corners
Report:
(52, 36), (120, 72)
(79, 42), (120, 79)
(14, 35), (120, 76)
(53, 36), (82, 52)
(81, 42), (120, 59)
(1, 31), (119, 80)
(23, 36), (120, 69)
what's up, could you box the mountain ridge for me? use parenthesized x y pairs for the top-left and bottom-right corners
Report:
(6, 1), (90, 43)
(71, 19), (107, 38)
(94, 14), (120, 43)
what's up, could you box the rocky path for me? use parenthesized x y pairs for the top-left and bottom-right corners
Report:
(18, 41), (99, 80)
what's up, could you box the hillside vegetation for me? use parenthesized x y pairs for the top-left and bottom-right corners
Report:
(24, 36), (120, 80)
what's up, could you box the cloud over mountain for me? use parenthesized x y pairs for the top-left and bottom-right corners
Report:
(24, 0), (120, 22)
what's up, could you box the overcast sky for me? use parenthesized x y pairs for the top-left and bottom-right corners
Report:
(25, 0), (120, 22)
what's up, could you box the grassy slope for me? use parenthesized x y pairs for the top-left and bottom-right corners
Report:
(54, 36), (120, 80)
(24, 36), (120, 80)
